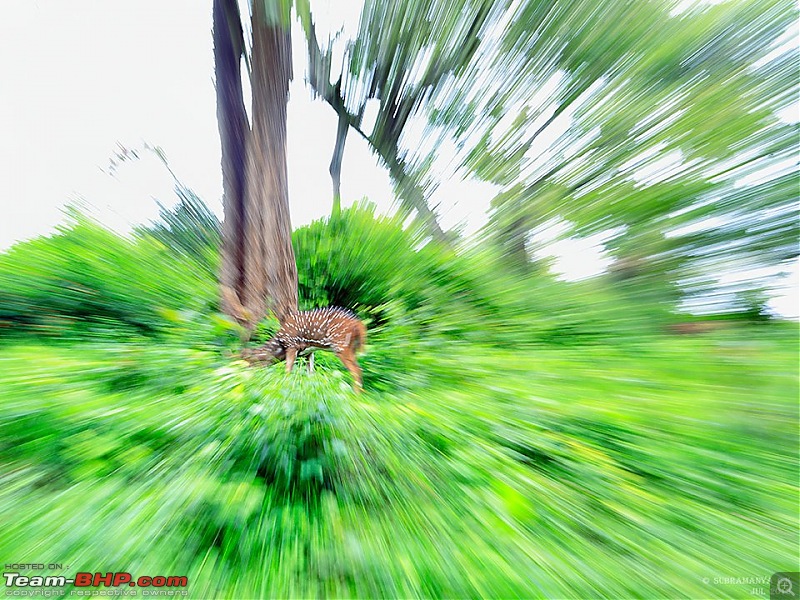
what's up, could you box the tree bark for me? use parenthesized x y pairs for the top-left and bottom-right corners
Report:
(213, 0), (251, 320)
(214, 0), (298, 329)
(330, 108), (348, 216)
(386, 155), (446, 242)
(244, 0), (298, 325)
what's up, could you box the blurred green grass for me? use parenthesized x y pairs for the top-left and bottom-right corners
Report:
(1, 324), (796, 598)
(0, 206), (797, 597)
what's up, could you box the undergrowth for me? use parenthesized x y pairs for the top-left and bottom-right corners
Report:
(0, 204), (797, 597)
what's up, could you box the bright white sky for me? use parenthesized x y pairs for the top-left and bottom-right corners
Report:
(0, 0), (502, 244)
(0, 0), (796, 317)
(0, 0), (400, 244)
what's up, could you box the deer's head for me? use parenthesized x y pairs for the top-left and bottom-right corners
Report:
(240, 338), (285, 364)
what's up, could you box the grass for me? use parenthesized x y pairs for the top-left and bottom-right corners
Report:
(0, 324), (797, 598)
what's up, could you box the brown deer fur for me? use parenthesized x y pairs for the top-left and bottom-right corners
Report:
(241, 307), (367, 391)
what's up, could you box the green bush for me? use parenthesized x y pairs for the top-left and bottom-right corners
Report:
(0, 213), (217, 340)
(293, 202), (418, 314)
(0, 200), (797, 598)
(1, 329), (796, 598)
(0, 201), (684, 347)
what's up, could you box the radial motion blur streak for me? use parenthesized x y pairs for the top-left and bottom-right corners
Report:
(0, 0), (797, 598)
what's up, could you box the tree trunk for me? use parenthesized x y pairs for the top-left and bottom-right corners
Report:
(214, 0), (298, 329)
(386, 156), (446, 242)
(213, 0), (250, 320)
(302, 18), (446, 240)
(330, 109), (348, 216)
(244, 0), (298, 325)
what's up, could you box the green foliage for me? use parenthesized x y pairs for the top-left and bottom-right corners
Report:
(293, 203), (675, 348)
(1, 325), (796, 597)
(0, 212), (217, 340)
(136, 186), (222, 276)
(293, 202), (415, 312)
(0, 204), (692, 346)
(0, 201), (797, 597)
(417, 0), (799, 304)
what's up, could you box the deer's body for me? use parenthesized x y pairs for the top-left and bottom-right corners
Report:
(242, 307), (366, 391)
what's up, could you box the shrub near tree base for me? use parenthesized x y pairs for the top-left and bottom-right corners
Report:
(0, 214), (216, 340)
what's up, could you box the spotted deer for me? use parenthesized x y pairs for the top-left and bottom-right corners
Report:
(242, 307), (367, 392)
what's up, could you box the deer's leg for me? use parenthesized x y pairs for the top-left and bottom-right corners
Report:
(336, 348), (363, 392)
(308, 352), (315, 373)
(285, 347), (297, 373)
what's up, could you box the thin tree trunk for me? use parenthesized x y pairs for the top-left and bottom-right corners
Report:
(302, 19), (446, 240)
(330, 109), (348, 216)
(386, 156), (447, 242)
(213, 0), (250, 320)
